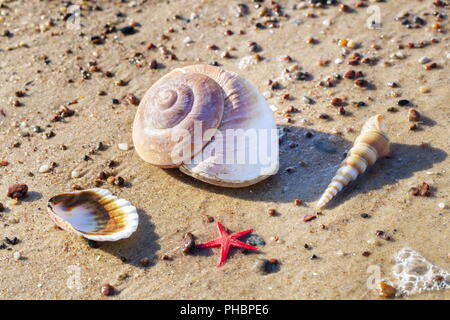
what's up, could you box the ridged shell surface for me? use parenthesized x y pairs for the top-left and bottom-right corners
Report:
(47, 188), (139, 241)
(317, 114), (389, 209)
(133, 65), (279, 187)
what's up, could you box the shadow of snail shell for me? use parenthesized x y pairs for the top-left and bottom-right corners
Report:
(317, 114), (390, 209)
(132, 64), (279, 187)
(47, 188), (139, 241)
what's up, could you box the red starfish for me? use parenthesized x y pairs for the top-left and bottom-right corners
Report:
(196, 222), (257, 267)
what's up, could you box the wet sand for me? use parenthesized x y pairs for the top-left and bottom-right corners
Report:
(0, 0), (449, 299)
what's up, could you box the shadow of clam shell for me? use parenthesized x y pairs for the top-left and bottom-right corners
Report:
(97, 208), (160, 269)
(162, 125), (447, 209)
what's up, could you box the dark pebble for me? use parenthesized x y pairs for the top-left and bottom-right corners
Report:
(360, 213), (370, 218)
(120, 26), (137, 35)
(255, 22), (265, 29)
(139, 257), (150, 267)
(113, 176), (125, 186)
(254, 258), (280, 274)
(101, 284), (115, 296)
(397, 99), (410, 106)
(182, 232), (195, 254)
(95, 142), (104, 151)
(4, 237), (18, 245)
(7, 184), (28, 199)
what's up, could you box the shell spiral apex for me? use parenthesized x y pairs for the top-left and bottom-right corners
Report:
(317, 114), (390, 209)
(133, 64), (279, 187)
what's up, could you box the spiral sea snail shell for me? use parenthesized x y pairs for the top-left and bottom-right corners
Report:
(132, 65), (279, 187)
(317, 114), (390, 209)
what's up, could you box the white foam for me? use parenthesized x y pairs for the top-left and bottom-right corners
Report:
(391, 248), (449, 296)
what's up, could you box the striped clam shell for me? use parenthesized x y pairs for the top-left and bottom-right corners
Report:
(47, 188), (139, 241)
(317, 114), (390, 209)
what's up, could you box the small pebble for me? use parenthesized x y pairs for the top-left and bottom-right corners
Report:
(139, 257), (150, 267)
(182, 232), (195, 254)
(394, 51), (406, 59)
(120, 26), (136, 35)
(252, 258), (279, 274)
(13, 251), (21, 261)
(303, 215), (316, 222)
(71, 170), (81, 178)
(95, 142), (104, 151)
(397, 99), (410, 106)
(377, 281), (396, 298)
(408, 109), (420, 122)
(335, 250), (344, 256)
(38, 164), (50, 173)
(302, 96), (314, 104)
(118, 143), (130, 151)
(101, 284), (115, 296)
(418, 56), (431, 64)
(7, 184), (28, 199)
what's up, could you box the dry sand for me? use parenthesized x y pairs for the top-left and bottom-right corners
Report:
(0, 0), (449, 299)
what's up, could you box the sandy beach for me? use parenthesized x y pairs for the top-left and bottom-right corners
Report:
(0, 0), (449, 299)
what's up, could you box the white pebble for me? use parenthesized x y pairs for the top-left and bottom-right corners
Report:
(393, 51), (406, 59)
(38, 164), (50, 173)
(334, 58), (343, 64)
(347, 40), (357, 49)
(335, 250), (345, 256)
(262, 91), (272, 99)
(118, 143), (130, 151)
(418, 56), (431, 64)
(183, 36), (194, 44)
(269, 105), (278, 112)
(71, 169), (81, 178)
(13, 252), (21, 260)
(437, 202), (446, 209)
